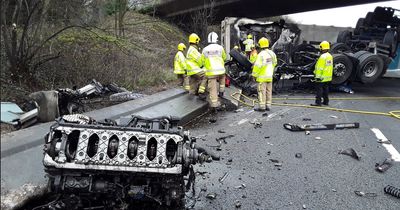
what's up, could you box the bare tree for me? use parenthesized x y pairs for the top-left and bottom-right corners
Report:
(0, 0), (87, 84)
(190, 0), (216, 41)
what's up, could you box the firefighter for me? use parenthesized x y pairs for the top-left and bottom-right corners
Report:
(243, 34), (254, 58)
(186, 33), (207, 96)
(201, 32), (227, 118)
(249, 45), (258, 64)
(252, 37), (277, 112)
(311, 41), (333, 106)
(174, 43), (189, 90)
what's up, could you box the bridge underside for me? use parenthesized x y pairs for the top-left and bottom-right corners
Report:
(156, 0), (391, 21)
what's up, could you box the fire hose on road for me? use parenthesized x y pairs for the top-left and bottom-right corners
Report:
(230, 92), (400, 120)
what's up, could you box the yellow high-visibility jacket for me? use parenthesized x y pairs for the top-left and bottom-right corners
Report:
(252, 49), (277, 83)
(249, 50), (258, 64)
(243, 38), (254, 52)
(201, 43), (227, 76)
(314, 52), (333, 83)
(186, 45), (204, 76)
(174, 51), (186, 74)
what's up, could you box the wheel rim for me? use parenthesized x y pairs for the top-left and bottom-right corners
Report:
(363, 61), (378, 77)
(334, 62), (347, 77)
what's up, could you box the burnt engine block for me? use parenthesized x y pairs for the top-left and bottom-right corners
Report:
(43, 114), (213, 208)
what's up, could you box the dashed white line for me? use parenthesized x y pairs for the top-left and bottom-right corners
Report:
(371, 128), (400, 162)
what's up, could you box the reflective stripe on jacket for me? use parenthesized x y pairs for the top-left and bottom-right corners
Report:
(314, 52), (333, 83)
(252, 49), (277, 83)
(243, 39), (254, 52)
(174, 51), (186, 74)
(186, 45), (203, 76)
(201, 43), (226, 76)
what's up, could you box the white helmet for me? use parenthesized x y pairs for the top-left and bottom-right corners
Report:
(207, 32), (218, 44)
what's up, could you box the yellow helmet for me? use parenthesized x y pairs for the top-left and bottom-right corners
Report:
(247, 34), (253, 39)
(320, 41), (330, 50)
(189, 33), (200, 44)
(177, 43), (186, 51)
(234, 45), (239, 49)
(258, 37), (269, 48)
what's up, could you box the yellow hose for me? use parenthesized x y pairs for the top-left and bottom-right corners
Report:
(273, 97), (400, 100)
(230, 92), (400, 120)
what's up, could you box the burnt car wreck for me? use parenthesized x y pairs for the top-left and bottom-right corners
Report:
(42, 114), (218, 209)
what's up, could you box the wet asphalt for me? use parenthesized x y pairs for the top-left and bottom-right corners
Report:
(186, 78), (400, 210)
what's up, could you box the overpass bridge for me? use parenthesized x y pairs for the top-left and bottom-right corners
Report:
(156, 0), (392, 21)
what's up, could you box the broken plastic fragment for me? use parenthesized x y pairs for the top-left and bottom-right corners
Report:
(375, 158), (393, 173)
(339, 148), (360, 160)
(206, 193), (217, 200)
(354, 191), (377, 197)
(234, 200), (242, 208)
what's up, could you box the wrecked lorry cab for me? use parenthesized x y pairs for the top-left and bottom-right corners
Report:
(42, 114), (217, 208)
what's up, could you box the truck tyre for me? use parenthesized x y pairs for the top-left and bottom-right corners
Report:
(383, 30), (398, 57)
(337, 30), (351, 44)
(290, 43), (318, 65)
(354, 50), (369, 59)
(356, 52), (384, 84)
(354, 18), (364, 35)
(331, 54), (353, 85)
(229, 48), (252, 71)
(331, 43), (352, 53)
(364, 12), (374, 26)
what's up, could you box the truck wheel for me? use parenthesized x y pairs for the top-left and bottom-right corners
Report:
(354, 18), (365, 35)
(290, 43), (318, 65)
(383, 30), (398, 57)
(337, 30), (352, 44)
(331, 43), (352, 53)
(331, 54), (353, 85)
(229, 48), (252, 71)
(356, 53), (384, 84)
(353, 50), (369, 58)
(364, 12), (374, 26)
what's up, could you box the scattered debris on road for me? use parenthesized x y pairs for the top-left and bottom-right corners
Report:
(330, 115), (338, 119)
(375, 158), (394, 173)
(1, 101), (38, 129)
(284, 122), (360, 131)
(295, 153), (303, 158)
(302, 204), (307, 209)
(339, 148), (361, 160)
(234, 200), (242, 208)
(270, 159), (280, 163)
(234, 108), (244, 113)
(315, 136), (322, 140)
(216, 135), (235, 144)
(218, 129), (226, 133)
(234, 184), (247, 189)
(219, 172), (229, 183)
(206, 193), (217, 200)
(302, 118), (312, 121)
(384, 185), (400, 199)
(354, 191), (377, 197)
(305, 131), (311, 135)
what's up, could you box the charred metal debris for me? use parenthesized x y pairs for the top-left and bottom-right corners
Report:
(1, 80), (145, 130)
(42, 114), (218, 209)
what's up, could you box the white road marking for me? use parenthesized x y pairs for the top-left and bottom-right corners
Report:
(371, 128), (400, 162)
(238, 118), (249, 125)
